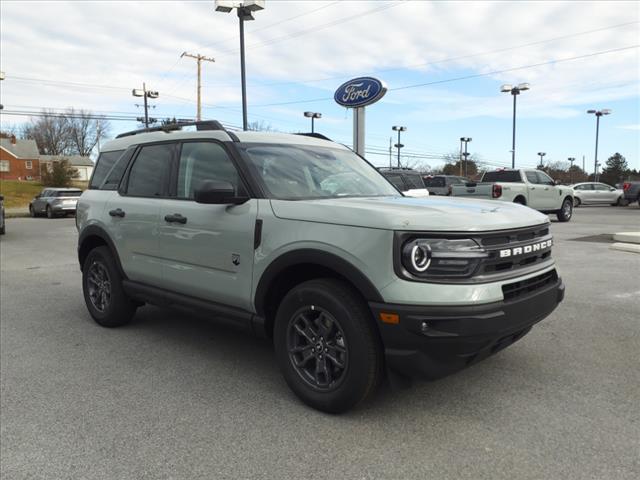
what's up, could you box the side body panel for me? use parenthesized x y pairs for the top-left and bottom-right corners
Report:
(157, 198), (258, 311)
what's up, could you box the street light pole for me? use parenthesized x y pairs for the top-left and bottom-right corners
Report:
(568, 157), (575, 183)
(215, 1), (265, 131)
(587, 109), (611, 182)
(460, 137), (472, 177)
(304, 111), (322, 133)
(501, 83), (530, 168)
(392, 126), (406, 168)
(537, 152), (546, 168)
(132, 83), (159, 128)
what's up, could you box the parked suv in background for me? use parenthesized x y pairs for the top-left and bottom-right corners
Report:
(29, 187), (82, 218)
(622, 181), (640, 206)
(571, 182), (624, 206)
(423, 175), (469, 196)
(378, 167), (430, 197)
(77, 121), (564, 413)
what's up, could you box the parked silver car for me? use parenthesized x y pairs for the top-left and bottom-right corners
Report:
(29, 187), (82, 218)
(571, 182), (624, 207)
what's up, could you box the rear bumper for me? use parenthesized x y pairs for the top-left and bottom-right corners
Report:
(369, 273), (564, 379)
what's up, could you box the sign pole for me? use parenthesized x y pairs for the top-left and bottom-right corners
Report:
(353, 107), (365, 156)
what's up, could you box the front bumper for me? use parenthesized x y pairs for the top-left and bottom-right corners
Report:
(369, 271), (564, 379)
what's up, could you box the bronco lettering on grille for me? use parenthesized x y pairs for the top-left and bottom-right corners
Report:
(499, 239), (552, 258)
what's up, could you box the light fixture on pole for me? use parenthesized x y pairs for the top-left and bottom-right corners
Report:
(303, 111), (322, 133)
(460, 137), (472, 177)
(215, 0), (265, 131)
(537, 151), (546, 168)
(586, 109), (611, 182)
(132, 83), (159, 128)
(501, 83), (530, 168)
(568, 157), (576, 183)
(392, 126), (407, 168)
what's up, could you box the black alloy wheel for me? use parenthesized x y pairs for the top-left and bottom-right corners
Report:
(287, 306), (348, 391)
(86, 260), (111, 313)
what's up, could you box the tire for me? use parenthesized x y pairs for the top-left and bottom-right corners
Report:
(0, 224), (4, 235)
(557, 197), (573, 222)
(574, 197), (581, 207)
(46, 205), (54, 219)
(29, 205), (36, 217)
(273, 278), (383, 413)
(82, 246), (137, 328)
(513, 197), (526, 205)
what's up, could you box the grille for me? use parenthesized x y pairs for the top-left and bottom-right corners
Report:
(476, 225), (552, 276)
(502, 270), (558, 301)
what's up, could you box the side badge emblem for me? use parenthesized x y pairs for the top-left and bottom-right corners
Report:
(231, 254), (240, 266)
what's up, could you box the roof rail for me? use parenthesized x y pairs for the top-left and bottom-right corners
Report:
(115, 120), (227, 139)
(295, 132), (333, 142)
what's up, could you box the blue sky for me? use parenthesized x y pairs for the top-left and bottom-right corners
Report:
(1, 0), (638, 171)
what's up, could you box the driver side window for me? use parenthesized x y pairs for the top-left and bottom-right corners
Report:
(536, 172), (554, 185)
(177, 142), (243, 200)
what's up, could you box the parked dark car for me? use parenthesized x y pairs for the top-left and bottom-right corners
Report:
(423, 175), (469, 195)
(622, 181), (640, 206)
(0, 194), (5, 235)
(29, 187), (82, 218)
(378, 168), (430, 197)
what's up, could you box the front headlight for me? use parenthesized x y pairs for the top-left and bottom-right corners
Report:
(400, 238), (488, 279)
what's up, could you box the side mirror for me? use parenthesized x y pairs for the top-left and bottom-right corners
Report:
(194, 180), (248, 205)
(554, 180), (561, 186)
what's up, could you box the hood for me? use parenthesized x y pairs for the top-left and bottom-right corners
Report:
(269, 196), (550, 232)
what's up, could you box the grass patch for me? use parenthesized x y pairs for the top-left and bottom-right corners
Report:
(0, 180), (44, 209)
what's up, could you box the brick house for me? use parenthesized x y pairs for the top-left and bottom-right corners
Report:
(0, 137), (41, 180)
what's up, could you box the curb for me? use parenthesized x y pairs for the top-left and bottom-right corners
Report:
(610, 242), (640, 254)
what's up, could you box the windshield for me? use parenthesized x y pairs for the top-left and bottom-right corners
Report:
(239, 144), (400, 199)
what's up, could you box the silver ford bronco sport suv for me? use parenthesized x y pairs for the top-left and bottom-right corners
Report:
(77, 121), (565, 413)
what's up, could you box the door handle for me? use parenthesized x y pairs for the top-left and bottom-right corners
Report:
(531, 187), (536, 190)
(164, 213), (187, 224)
(544, 187), (549, 191)
(109, 208), (125, 218)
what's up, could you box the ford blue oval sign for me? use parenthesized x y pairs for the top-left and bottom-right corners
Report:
(334, 77), (387, 108)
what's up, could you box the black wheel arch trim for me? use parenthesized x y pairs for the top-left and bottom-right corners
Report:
(78, 225), (127, 279)
(254, 249), (384, 316)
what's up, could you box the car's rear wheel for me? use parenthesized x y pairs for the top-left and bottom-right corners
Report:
(46, 205), (54, 219)
(29, 205), (36, 217)
(574, 197), (581, 207)
(557, 198), (573, 222)
(513, 197), (526, 205)
(82, 246), (137, 327)
(274, 278), (383, 413)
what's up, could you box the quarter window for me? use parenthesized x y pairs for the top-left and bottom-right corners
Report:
(90, 150), (125, 189)
(126, 144), (173, 197)
(177, 142), (241, 199)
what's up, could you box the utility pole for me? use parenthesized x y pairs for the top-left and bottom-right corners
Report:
(181, 52), (215, 121)
(132, 83), (159, 128)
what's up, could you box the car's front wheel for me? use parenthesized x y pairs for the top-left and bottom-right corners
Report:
(274, 278), (383, 413)
(557, 198), (573, 222)
(82, 246), (137, 327)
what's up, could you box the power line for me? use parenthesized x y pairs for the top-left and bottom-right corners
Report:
(250, 44), (640, 107)
(202, 20), (640, 89)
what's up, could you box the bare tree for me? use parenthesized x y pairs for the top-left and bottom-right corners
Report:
(248, 120), (276, 132)
(67, 109), (110, 156)
(23, 110), (72, 155)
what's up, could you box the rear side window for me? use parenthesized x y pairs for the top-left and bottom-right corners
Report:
(424, 177), (445, 187)
(482, 171), (522, 183)
(403, 174), (425, 189)
(90, 150), (125, 189)
(126, 144), (173, 197)
(55, 190), (81, 197)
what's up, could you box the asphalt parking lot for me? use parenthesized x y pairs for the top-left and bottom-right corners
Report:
(1, 206), (639, 480)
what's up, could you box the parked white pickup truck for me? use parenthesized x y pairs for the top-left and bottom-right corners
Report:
(451, 168), (575, 222)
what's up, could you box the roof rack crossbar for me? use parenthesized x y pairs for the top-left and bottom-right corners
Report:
(115, 120), (227, 139)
